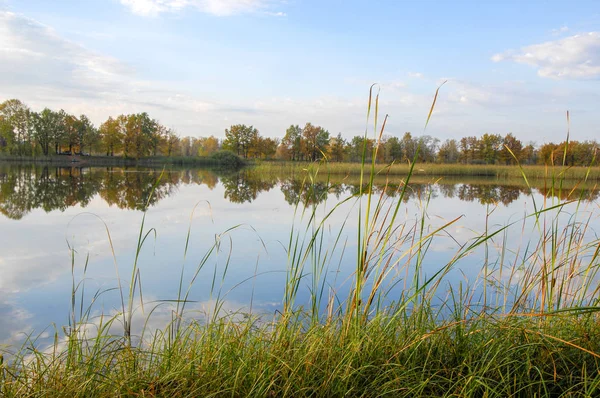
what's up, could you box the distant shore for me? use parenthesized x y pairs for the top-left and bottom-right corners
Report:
(2, 156), (599, 181)
(0, 153), (241, 168)
(250, 161), (600, 180)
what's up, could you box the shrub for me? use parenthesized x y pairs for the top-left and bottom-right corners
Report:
(210, 150), (244, 168)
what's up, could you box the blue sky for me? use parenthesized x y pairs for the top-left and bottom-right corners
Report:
(1, 0), (599, 143)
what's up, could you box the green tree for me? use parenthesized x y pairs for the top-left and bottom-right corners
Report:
(301, 122), (329, 162)
(382, 136), (402, 163)
(479, 133), (503, 164)
(281, 125), (303, 161)
(77, 114), (98, 154)
(0, 99), (30, 154)
(348, 135), (374, 162)
(521, 142), (537, 165)
(0, 115), (14, 152)
(30, 108), (61, 156)
(223, 124), (258, 158)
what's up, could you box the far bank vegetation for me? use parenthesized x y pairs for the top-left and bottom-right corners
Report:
(0, 99), (598, 167)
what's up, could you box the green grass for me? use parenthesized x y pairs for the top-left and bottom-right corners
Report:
(250, 160), (600, 181)
(3, 312), (600, 397)
(2, 86), (600, 397)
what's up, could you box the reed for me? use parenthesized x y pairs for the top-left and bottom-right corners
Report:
(251, 160), (600, 181)
(2, 87), (600, 397)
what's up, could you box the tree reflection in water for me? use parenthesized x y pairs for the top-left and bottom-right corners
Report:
(0, 164), (598, 220)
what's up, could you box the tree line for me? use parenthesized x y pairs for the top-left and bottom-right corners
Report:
(1, 99), (597, 166)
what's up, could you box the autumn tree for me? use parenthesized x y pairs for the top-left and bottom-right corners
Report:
(538, 142), (557, 165)
(301, 122), (329, 161)
(190, 137), (202, 157)
(123, 113), (155, 159)
(99, 117), (124, 156)
(150, 122), (168, 156)
(499, 133), (523, 165)
(437, 139), (459, 163)
(416, 135), (439, 163)
(401, 132), (417, 162)
(459, 136), (479, 164)
(53, 110), (68, 154)
(63, 114), (80, 153)
(327, 133), (346, 162)
(572, 141), (598, 166)
(281, 125), (303, 161)
(198, 136), (220, 156)
(252, 136), (279, 159)
(0, 99), (30, 154)
(163, 129), (180, 157)
(521, 142), (537, 165)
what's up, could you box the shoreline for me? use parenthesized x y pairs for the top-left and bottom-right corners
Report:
(3, 156), (599, 181)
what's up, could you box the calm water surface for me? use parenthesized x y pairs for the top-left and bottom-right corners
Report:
(1, 164), (598, 347)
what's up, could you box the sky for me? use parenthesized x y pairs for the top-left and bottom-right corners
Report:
(0, 0), (599, 143)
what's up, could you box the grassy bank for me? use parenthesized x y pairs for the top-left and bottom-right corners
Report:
(2, 163), (600, 396)
(3, 311), (600, 396)
(2, 89), (600, 397)
(250, 160), (600, 181)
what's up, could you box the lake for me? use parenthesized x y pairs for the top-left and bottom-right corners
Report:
(1, 163), (599, 348)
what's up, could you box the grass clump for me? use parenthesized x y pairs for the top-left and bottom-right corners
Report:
(2, 85), (600, 397)
(4, 313), (600, 397)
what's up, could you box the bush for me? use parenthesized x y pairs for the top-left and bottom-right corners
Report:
(210, 150), (245, 168)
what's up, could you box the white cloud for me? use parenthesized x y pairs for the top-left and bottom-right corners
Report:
(0, 12), (424, 138)
(408, 72), (424, 78)
(0, 11), (224, 131)
(0, 11), (134, 94)
(265, 11), (286, 17)
(492, 32), (600, 80)
(119, 0), (188, 16)
(119, 0), (285, 17)
(551, 26), (569, 35)
(2, 10), (597, 143)
(382, 80), (406, 90)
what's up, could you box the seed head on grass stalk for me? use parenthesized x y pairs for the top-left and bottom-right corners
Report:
(347, 80), (449, 327)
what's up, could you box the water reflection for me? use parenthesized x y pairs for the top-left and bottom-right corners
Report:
(0, 164), (598, 220)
